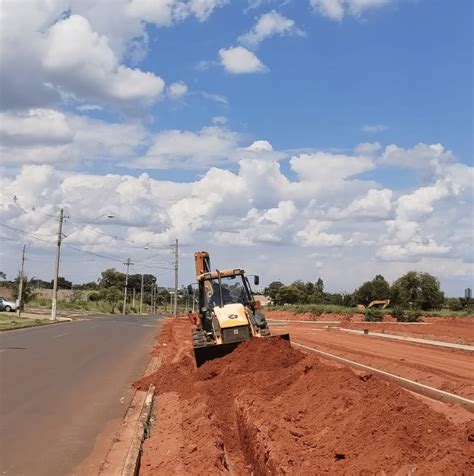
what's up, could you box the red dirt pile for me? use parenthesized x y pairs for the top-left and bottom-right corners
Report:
(136, 318), (473, 475)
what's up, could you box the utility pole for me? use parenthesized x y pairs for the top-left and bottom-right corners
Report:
(17, 244), (26, 318)
(51, 208), (64, 321)
(122, 257), (132, 315)
(151, 283), (155, 315)
(140, 273), (144, 315)
(174, 239), (178, 317)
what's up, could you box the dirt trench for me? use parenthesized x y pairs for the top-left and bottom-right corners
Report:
(135, 318), (474, 475)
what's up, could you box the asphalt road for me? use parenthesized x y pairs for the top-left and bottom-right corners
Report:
(0, 314), (162, 476)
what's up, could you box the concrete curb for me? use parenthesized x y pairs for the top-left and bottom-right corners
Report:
(122, 385), (155, 476)
(100, 355), (161, 476)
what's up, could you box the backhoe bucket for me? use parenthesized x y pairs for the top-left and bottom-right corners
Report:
(193, 333), (291, 367)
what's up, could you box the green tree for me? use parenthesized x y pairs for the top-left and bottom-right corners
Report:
(263, 281), (284, 302)
(74, 281), (99, 290)
(51, 276), (72, 289)
(29, 278), (51, 289)
(390, 271), (444, 310)
(275, 285), (306, 305)
(127, 274), (157, 292)
(0, 271), (6, 280)
(11, 275), (36, 303)
(354, 274), (390, 305)
(99, 268), (126, 289)
(315, 278), (324, 294)
(446, 298), (463, 311)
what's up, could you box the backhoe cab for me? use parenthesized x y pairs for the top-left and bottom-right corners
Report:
(189, 251), (289, 367)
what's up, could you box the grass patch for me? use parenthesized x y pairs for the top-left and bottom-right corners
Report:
(28, 297), (118, 314)
(0, 314), (52, 331)
(268, 304), (361, 315)
(419, 308), (474, 318)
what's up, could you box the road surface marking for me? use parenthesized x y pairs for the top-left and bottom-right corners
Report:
(52, 333), (70, 338)
(89, 325), (99, 329)
(0, 349), (7, 353)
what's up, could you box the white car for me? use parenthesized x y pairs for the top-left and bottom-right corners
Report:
(0, 297), (19, 312)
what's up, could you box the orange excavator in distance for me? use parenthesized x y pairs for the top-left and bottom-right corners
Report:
(188, 251), (290, 367)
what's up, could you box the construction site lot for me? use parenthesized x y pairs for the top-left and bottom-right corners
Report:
(135, 316), (473, 475)
(265, 310), (474, 345)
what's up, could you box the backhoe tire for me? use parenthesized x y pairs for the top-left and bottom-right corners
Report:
(192, 329), (207, 348)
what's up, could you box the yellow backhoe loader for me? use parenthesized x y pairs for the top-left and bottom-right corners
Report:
(188, 251), (290, 367)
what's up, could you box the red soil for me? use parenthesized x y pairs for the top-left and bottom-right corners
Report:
(285, 325), (474, 399)
(341, 318), (474, 345)
(266, 310), (474, 345)
(136, 318), (473, 475)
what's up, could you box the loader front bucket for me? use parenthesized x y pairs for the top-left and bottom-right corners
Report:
(194, 341), (242, 367)
(272, 333), (290, 343)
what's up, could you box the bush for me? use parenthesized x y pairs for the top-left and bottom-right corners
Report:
(88, 292), (100, 302)
(365, 308), (383, 322)
(446, 298), (463, 312)
(392, 306), (421, 322)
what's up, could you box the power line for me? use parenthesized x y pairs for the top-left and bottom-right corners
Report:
(1, 188), (174, 252)
(0, 222), (127, 264)
(66, 214), (173, 250)
(0, 223), (55, 245)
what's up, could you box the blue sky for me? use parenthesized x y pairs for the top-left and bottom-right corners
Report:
(0, 0), (473, 295)
(141, 0), (472, 161)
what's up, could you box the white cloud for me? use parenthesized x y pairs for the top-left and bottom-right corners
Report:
(0, 109), (74, 147)
(246, 140), (273, 152)
(328, 188), (393, 220)
(0, 0), (224, 112)
(238, 10), (303, 48)
(290, 152), (374, 182)
(201, 92), (229, 105)
(1, 139), (472, 295)
(214, 231), (254, 247)
(354, 142), (381, 155)
(167, 81), (188, 100)
(75, 104), (104, 112)
(361, 124), (388, 133)
(377, 240), (451, 262)
(219, 46), (268, 74)
(212, 116), (227, 125)
(43, 15), (165, 105)
(0, 109), (148, 166)
(132, 126), (241, 169)
(127, 0), (226, 26)
(310, 0), (391, 21)
(127, 0), (189, 26)
(296, 220), (344, 247)
(189, 0), (229, 21)
(396, 180), (452, 222)
(246, 200), (297, 226)
(380, 143), (454, 174)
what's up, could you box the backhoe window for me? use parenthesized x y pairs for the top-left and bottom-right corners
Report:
(207, 275), (250, 308)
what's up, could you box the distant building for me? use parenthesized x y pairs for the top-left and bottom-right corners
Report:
(465, 288), (472, 300)
(253, 295), (272, 306)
